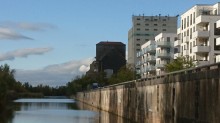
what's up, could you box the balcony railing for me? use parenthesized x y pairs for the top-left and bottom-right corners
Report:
(147, 45), (156, 53)
(146, 56), (156, 62)
(183, 36), (189, 43)
(157, 52), (171, 58)
(193, 31), (209, 38)
(174, 40), (181, 47)
(157, 41), (172, 47)
(192, 45), (210, 53)
(196, 15), (210, 25)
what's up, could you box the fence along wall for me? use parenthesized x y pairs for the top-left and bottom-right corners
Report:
(76, 63), (220, 123)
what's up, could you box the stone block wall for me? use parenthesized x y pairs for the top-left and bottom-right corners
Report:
(76, 63), (220, 123)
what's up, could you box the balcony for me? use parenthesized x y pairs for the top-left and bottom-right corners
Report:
(193, 31), (209, 38)
(193, 60), (210, 67)
(174, 53), (181, 59)
(146, 56), (156, 62)
(146, 66), (156, 72)
(192, 45), (210, 53)
(157, 52), (171, 58)
(196, 15), (210, 25)
(147, 45), (156, 53)
(183, 49), (189, 56)
(183, 36), (189, 43)
(157, 41), (172, 47)
(156, 64), (165, 69)
(174, 40), (181, 47)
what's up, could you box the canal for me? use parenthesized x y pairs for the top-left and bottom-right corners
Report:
(1, 97), (134, 123)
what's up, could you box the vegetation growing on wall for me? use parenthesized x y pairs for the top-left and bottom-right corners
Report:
(165, 56), (195, 72)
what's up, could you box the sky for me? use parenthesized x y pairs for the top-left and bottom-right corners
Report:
(0, 0), (219, 86)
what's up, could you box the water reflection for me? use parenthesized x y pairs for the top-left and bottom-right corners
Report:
(0, 97), (134, 123)
(76, 101), (136, 123)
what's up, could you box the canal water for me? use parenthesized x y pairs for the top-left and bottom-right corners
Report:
(1, 97), (134, 123)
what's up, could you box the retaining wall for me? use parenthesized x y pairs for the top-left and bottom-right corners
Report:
(76, 63), (220, 123)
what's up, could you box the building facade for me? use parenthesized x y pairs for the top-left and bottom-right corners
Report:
(96, 41), (126, 74)
(139, 33), (177, 78)
(155, 33), (177, 75)
(128, 15), (178, 70)
(174, 3), (220, 66)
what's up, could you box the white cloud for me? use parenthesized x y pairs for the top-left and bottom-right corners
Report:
(0, 27), (33, 40)
(0, 21), (57, 31)
(0, 47), (53, 61)
(79, 65), (90, 72)
(15, 57), (94, 86)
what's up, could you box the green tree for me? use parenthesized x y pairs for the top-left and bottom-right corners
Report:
(165, 56), (195, 72)
(108, 65), (134, 84)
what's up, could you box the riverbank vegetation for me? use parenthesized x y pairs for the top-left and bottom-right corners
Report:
(66, 65), (135, 94)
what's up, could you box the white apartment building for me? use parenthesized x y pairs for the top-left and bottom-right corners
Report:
(139, 33), (177, 78)
(128, 15), (177, 71)
(155, 33), (177, 75)
(139, 40), (156, 78)
(174, 3), (220, 66)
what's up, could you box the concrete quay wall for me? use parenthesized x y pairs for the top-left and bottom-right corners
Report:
(76, 63), (220, 123)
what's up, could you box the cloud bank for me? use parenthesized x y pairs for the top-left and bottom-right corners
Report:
(0, 47), (53, 61)
(0, 27), (33, 40)
(15, 57), (94, 87)
(0, 21), (57, 31)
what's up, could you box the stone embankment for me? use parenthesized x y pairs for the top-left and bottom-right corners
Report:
(76, 63), (220, 123)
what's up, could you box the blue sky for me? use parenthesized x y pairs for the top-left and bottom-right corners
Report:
(0, 0), (219, 86)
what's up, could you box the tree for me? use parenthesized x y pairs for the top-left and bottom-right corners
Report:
(108, 65), (134, 84)
(165, 56), (195, 72)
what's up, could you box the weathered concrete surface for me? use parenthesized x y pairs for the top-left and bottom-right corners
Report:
(76, 63), (220, 123)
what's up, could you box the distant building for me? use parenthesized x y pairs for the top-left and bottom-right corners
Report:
(128, 14), (178, 71)
(96, 41), (126, 75)
(86, 61), (99, 79)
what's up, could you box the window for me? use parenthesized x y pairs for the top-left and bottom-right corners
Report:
(154, 19), (158, 21)
(184, 18), (186, 29)
(154, 24), (158, 26)
(145, 23), (149, 26)
(136, 39), (140, 41)
(167, 37), (170, 42)
(162, 29), (166, 31)
(137, 18), (140, 20)
(137, 28), (140, 31)
(214, 23), (220, 35)
(145, 28), (149, 31)
(190, 14), (192, 25)
(136, 23), (140, 26)
(214, 38), (220, 50)
(145, 19), (149, 21)
(193, 12), (195, 24)
(162, 24), (166, 26)
(154, 29), (158, 31)
(136, 44), (141, 46)
(187, 16), (189, 27)
(182, 20), (184, 30)
(163, 19), (166, 21)
(145, 39), (149, 41)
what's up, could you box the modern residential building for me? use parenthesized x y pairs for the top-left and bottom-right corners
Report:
(155, 33), (177, 75)
(128, 14), (178, 70)
(139, 33), (177, 78)
(175, 2), (220, 66)
(138, 40), (156, 78)
(96, 41), (126, 74)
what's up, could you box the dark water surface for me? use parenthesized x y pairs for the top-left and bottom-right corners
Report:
(1, 97), (133, 123)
